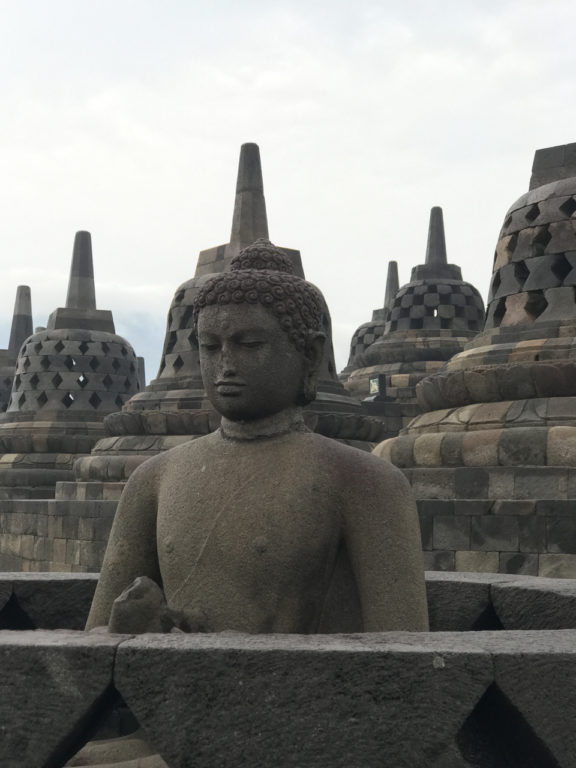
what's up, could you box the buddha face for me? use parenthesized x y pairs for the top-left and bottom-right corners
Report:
(197, 303), (322, 421)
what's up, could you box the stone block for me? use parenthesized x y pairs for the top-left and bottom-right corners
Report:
(499, 552), (538, 575)
(536, 499), (576, 516)
(418, 514), (433, 550)
(546, 518), (576, 553)
(422, 550), (455, 571)
(7, 574), (97, 629)
(115, 632), (493, 768)
(539, 554), (576, 578)
(413, 434), (443, 467)
(518, 517), (546, 552)
(426, 572), (501, 630)
(455, 468), (489, 499)
(439, 432), (463, 466)
(461, 430), (499, 467)
(514, 469), (567, 500)
(470, 517), (519, 552)
(498, 428), (547, 466)
(488, 469), (514, 500)
(548, 426), (576, 466)
(455, 550), (500, 573)
(492, 577), (576, 629)
(433, 516), (470, 550)
(0, 630), (123, 768)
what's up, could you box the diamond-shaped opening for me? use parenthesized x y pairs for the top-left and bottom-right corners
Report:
(506, 233), (518, 255)
(165, 331), (178, 355)
(188, 330), (199, 349)
(89, 392), (102, 409)
(37, 392), (48, 407)
(65, 686), (151, 766)
(12, 374), (21, 390)
(489, 271), (502, 299)
(34, 341), (43, 353)
(121, 347), (128, 357)
(179, 305), (194, 330)
(23, 357), (31, 370)
(54, 340), (65, 353)
(40, 357), (50, 370)
(17, 392), (26, 407)
(560, 196), (576, 217)
(410, 319), (423, 329)
(525, 203), (540, 222)
(504, 214), (513, 228)
(29, 373), (39, 389)
(77, 374), (89, 388)
(492, 297), (507, 327)
(532, 226), (552, 255)
(525, 290), (548, 320)
(89, 357), (100, 371)
(513, 260), (530, 286)
(102, 374), (113, 389)
(101, 342), (110, 354)
(61, 392), (74, 408)
(79, 341), (90, 354)
(173, 355), (184, 371)
(129, 362), (135, 373)
(174, 288), (185, 305)
(115, 395), (124, 408)
(551, 253), (572, 282)
(456, 683), (560, 767)
(64, 356), (76, 370)
(52, 372), (63, 388)
(124, 377), (132, 391)
(112, 359), (121, 371)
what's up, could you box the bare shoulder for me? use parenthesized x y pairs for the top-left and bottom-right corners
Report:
(124, 432), (219, 490)
(307, 432), (410, 492)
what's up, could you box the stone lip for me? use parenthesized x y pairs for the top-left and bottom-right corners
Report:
(2, 571), (576, 633)
(2, 624), (576, 766)
(530, 142), (576, 190)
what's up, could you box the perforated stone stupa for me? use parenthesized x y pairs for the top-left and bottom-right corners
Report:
(375, 142), (576, 578)
(343, 208), (484, 437)
(0, 286), (32, 412)
(62, 144), (385, 511)
(0, 231), (140, 499)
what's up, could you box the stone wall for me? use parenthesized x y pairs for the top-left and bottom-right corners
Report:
(2, 573), (576, 767)
(0, 499), (116, 572)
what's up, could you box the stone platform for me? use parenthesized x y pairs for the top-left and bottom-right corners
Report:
(2, 572), (576, 767)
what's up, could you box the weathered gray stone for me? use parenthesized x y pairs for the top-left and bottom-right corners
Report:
(492, 577), (576, 629)
(115, 632), (493, 768)
(0, 630), (124, 768)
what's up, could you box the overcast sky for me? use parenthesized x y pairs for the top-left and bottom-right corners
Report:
(1, 0), (575, 379)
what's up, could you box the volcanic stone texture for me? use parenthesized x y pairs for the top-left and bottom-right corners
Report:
(375, 144), (576, 578)
(2, 623), (576, 767)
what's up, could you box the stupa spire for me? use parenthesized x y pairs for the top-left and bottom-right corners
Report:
(8, 285), (32, 354)
(66, 231), (96, 310)
(229, 143), (269, 249)
(425, 207), (448, 266)
(384, 261), (399, 311)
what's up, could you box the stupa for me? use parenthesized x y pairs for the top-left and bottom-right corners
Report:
(62, 144), (385, 508)
(375, 142), (576, 578)
(0, 286), (33, 412)
(0, 232), (141, 499)
(343, 208), (485, 437)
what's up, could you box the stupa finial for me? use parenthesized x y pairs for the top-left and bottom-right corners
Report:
(8, 285), (32, 354)
(384, 261), (399, 311)
(66, 231), (96, 310)
(230, 143), (269, 248)
(425, 207), (448, 267)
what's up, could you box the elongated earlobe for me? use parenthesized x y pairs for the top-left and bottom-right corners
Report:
(300, 332), (326, 405)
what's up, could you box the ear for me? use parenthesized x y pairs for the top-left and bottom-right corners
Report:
(299, 332), (326, 406)
(304, 331), (326, 372)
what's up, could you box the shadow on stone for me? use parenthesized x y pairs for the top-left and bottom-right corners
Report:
(0, 593), (34, 630)
(456, 683), (560, 768)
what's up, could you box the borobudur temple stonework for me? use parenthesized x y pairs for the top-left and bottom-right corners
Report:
(0, 285), (33, 413)
(0, 231), (140, 500)
(343, 207), (484, 438)
(374, 142), (576, 578)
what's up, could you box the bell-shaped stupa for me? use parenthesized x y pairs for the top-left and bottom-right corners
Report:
(63, 144), (385, 507)
(0, 232), (141, 498)
(343, 208), (484, 436)
(0, 286), (33, 412)
(375, 143), (576, 578)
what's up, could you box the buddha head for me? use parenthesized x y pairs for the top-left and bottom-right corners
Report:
(193, 239), (326, 421)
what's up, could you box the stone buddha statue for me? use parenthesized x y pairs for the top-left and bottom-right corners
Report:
(86, 241), (428, 635)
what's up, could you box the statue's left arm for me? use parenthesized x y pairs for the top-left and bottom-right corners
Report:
(343, 455), (429, 632)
